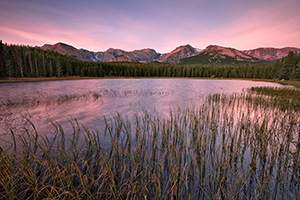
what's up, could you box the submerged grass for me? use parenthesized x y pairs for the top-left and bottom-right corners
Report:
(0, 91), (300, 199)
(0, 92), (101, 108)
(1, 89), (168, 108)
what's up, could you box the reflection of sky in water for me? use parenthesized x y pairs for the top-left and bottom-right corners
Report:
(0, 79), (290, 141)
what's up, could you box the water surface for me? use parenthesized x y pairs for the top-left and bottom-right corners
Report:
(0, 78), (289, 142)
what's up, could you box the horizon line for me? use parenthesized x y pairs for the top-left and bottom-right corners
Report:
(1, 40), (300, 53)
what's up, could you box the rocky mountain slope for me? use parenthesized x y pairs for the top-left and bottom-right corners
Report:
(41, 42), (96, 61)
(243, 47), (300, 61)
(41, 42), (300, 64)
(159, 44), (201, 64)
(94, 48), (160, 63)
(180, 45), (262, 64)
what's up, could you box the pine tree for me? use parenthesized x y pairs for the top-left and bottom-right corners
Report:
(280, 51), (297, 79)
(0, 40), (4, 77)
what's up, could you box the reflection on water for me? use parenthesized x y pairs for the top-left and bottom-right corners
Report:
(0, 79), (289, 143)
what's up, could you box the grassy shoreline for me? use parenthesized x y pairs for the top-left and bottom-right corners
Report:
(1, 76), (300, 88)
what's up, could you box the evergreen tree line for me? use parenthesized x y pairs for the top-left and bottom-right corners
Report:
(1, 41), (300, 80)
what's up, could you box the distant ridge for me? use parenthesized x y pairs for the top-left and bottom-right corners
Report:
(41, 42), (200, 64)
(243, 47), (300, 61)
(41, 42), (300, 64)
(180, 45), (263, 64)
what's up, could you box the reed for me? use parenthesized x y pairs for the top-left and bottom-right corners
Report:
(0, 90), (299, 199)
(249, 87), (300, 111)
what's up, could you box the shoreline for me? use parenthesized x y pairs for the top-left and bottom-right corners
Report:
(1, 76), (299, 88)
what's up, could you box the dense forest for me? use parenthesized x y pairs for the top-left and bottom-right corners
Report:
(1, 40), (300, 80)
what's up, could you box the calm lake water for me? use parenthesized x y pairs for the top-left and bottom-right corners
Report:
(0, 78), (289, 145)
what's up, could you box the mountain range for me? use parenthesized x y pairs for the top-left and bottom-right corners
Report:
(41, 42), (300, 64)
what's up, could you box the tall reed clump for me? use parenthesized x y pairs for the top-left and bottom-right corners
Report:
(249, 87), (300, 112)
(0, 91), (300, 199)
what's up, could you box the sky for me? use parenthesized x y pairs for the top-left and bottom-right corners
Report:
(0, 0), (299, 53)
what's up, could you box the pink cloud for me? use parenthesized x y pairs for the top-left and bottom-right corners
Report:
(0, 22), (112, 51)
(193, 1), (300, 50)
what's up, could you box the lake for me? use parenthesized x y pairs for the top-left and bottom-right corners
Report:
(0, 79), (288, 141)
(1, 78), (299, 199)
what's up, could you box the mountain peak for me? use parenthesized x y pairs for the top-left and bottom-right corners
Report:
(55, 42), (66, 46)
(42, 42), (77, 51)
(53, 42), (74, 48)
(204, 45), (234, 52)
(170, 44), (194, 54)
(158, 44), (199, 64)
(41, 42), (95, 61)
